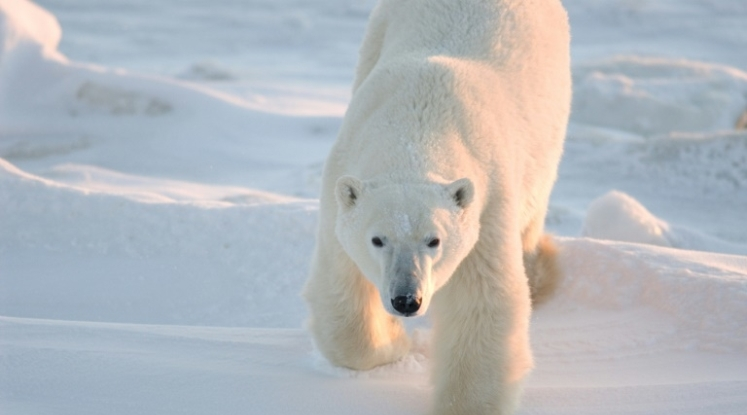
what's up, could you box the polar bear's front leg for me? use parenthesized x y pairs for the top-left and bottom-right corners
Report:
(304, 241), (410, 370)
(430, 247), (534, 415)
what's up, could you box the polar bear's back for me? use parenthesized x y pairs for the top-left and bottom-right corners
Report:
(338, 0), (570, 187)
(354, 0), (569, 91)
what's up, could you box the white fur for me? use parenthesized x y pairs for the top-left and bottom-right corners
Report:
(303, 0), (570, 413)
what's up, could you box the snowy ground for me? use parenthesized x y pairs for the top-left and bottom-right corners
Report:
(1, 0), (746, 414)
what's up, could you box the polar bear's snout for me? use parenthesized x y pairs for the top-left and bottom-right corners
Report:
(391, 294), (422, 315)
(383, 247), (431, 317)
(387, 276), (426, 316)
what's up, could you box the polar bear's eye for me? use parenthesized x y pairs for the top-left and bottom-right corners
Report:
(371, 237), (384, 247)
(427, 238), (440, 248)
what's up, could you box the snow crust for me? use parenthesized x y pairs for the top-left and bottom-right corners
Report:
(1, 0), (746, 414)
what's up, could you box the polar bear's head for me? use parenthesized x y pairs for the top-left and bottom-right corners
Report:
(334, 176), (480, 317)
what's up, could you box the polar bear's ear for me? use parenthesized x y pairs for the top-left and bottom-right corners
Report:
(446, 178), (474, 209)
(335, 176), (364, 210)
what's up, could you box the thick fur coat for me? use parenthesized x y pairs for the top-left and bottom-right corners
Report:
(304, 0), (571, 413)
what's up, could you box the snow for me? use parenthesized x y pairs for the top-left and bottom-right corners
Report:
(572, 57), (747, 135)
(583, 190), (747, 255)
(1, 0), (746, 414)
(583, 190), (673, 247)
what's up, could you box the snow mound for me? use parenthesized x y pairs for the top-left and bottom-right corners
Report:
(582, 190), (747, 255)
(583, 190), (671, 247)
(0, 0), (67, 117)
(572, 56), (747, 135)
(0, 0), (63, 62)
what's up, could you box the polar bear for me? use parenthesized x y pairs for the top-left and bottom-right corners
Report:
(303, 0), (570, 413)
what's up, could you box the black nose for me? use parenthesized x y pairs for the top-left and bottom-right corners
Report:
(391, 295), (422, 315)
